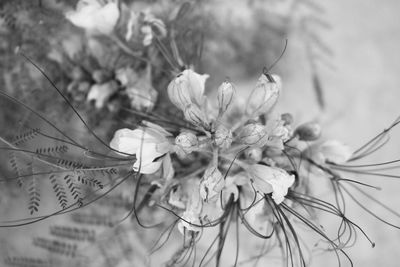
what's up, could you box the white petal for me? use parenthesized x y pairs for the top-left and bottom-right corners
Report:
(109, 128), (141, 155)
(320, 140), (353, 164)
(136, 142), (164, 165)
(250, 164), (294, 204)
(133, 160), (162, 174)
(184, 69), (209, 106)
(162, 154), (174, 180)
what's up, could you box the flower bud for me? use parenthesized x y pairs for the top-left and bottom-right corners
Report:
(199, 166), (225, 202)
(184, 104), (209, 128)
(244, 147), (263, 162)
(237, 123), (269, 147)
(281, 113), (293, 126)
(295, 122), (321, 141)
(245, 74), (281, 118)
(175, 132), (198, 156)
(214, 125), (233, 149)
(217, 81), (235, 115)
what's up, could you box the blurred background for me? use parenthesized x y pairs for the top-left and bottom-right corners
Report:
(0, 0), (400, 266)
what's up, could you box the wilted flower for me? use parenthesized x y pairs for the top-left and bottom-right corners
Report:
(87, 80), (118, 109)
(245, 74), (281, 118)
(249, 164), (295, 204)
(295, 122), (322, 141)
(199, 166), (225, 202)
(175, 132), (198, 157)
(237, 123), (269, 147)
(214, 125), (232, 149)
(217, 81), (235, 115)
(66, 0), (120, 35)
(109, 121), (174, 176)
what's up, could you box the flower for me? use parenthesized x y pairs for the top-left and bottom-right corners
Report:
(222, 173), (249, 203)
(66, 0), (120, 35)
(248, 164), (295, 204)
(109, 121), (174, 176)
(87, 80), (118, 109)
(199, 166), (225, 202)
(245, 74), (281, 118)
(178, 179), (203, 234)
(263, 116), (292, 150)
(167, 69), (209, 111)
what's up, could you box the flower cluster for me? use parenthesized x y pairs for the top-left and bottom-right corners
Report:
(109, 69), (353, 240)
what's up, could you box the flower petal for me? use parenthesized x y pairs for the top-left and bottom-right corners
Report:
(250, 164), (294, 204)
(320, 140), (353, 164)
(133, 160), (162, 174)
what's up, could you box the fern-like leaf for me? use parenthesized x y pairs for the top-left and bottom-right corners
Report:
(76, 175), (104, 189)
(35, 145), (69, 156)
(27, 175), (40, 215)
(50, 225), (96, 242)
(32, 237), (77, 257)
(12, 128), (40, 146)
(71, 212), (114, 227)
(9, 152), (24, 187)
(49, 174), (68, 210)
(63, 174), (82, 206)
(4, 256), (50, 267)
(26, 159), (41, 215)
